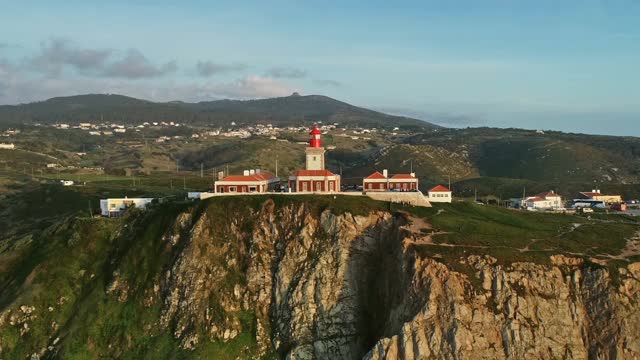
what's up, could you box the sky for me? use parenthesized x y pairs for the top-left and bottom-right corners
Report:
(0, 0), (639, 135)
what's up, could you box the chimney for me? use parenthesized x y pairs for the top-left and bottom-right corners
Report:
(382, 169), (388, 178)
(597, 189), (601, 194)
(592, 189), (596, 193)
(249, 169), (255, 175)
(410, 172), (416, 177)
(255, 169), (261, 174)
(243, 170), (250, 176)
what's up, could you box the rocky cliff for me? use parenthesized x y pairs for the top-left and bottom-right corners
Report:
(1, 196), (639, 359)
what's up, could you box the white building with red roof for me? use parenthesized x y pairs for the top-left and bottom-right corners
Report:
(578, 189), (622, 204)
(524, 190), (564, 210)
(362, 169), (418, 192)
(288, 125), (341, 192)
(214, 169), (279, 193)
(427, 185), (452, 203)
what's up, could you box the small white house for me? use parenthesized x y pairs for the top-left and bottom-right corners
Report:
(428, 185), (452, 203)
(100, 197), (156, 217)
(524, 191), (564, 210)
(60, 180), (74, 186)
(0, 143), (15, 150)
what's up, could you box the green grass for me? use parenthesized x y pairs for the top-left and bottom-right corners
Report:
(411, 202), (637, 268)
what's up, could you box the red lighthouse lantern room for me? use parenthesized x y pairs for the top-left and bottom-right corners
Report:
(309, 124), (322, 148)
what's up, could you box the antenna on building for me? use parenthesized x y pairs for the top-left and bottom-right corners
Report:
(275, 156), (278, 178)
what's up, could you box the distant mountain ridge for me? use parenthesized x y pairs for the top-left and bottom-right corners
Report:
(0, 93), (439, 129)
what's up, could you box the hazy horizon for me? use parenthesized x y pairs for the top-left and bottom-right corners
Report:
(1, 0), (639, 136)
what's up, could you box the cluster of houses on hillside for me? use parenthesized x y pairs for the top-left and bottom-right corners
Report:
(514, 189), (626, 212)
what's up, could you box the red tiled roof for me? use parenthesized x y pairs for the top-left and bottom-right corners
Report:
(580, 192), (620, 198)
(526, 197), (546, 203)
(220, 172), (277, 182)
(428, 185), (451, 192)
(391, 174), (415, 179)
(535, 191), (561, 198)
(365, 171), (386, 179)
(292, 169), (336, 177)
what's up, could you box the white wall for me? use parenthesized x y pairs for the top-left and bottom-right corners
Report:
(428, 192), (452, 203)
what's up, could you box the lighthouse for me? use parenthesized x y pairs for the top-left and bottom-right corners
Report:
(288, 124), (341, 192)
(305, 124), (325, 171)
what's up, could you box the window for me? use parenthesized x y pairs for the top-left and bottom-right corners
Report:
(249, 186), (257, 192)
(302, 182), (308, 191)
(229, 186), (237, 192)
(316, 181), (322, 191)
(313, 156), (317, 161)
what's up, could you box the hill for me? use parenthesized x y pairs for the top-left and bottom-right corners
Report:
(0, 93), (439, 130)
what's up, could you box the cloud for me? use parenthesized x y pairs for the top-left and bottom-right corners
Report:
(0, 59), (298, 104)
(103, 49), (177, 79)
(26, 39), (176, 79)
(29, 38), (112, 76)
(314, 79), (341, 87)
(195, 61), (247, 76)
(265, 66), (306, 79)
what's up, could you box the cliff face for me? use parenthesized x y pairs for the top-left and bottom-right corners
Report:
(365, 255), (640, 359)
(157, 199), (411, 358)
(150, 199), (640, 359)
(1, 197), (639, 359)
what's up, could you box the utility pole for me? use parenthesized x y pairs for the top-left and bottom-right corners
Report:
(275, 157), (278, 178)
(170, 178), (173, 190)
(474, 187), (478, 202)
(410, 160), (413, 174)
(200, 163), (204, 178)
(448, 174), (451, 189)
(88, 200), (93, 217)
(183, 176), (186, 190)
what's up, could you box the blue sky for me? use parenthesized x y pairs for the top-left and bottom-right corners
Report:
(0, 0), (639, 135)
